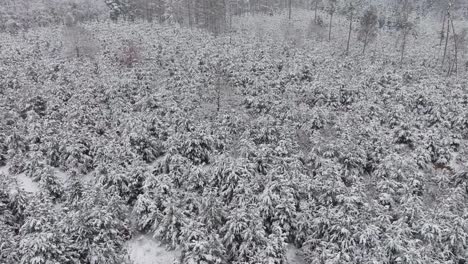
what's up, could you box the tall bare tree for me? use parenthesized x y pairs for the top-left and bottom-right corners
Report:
(312, 0), (321, 23)
(343, 0), (364, 54)
(445, 0), (463, 75)
(358, 6), (378, 55)
(394, 0), (417, 66)
(62, 13), (98, 58)
(325, 0), (337, 41)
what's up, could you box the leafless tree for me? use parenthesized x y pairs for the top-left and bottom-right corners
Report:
(343, 0), (364, 54)
(325, 0), (337, 41)
(440, 1), (462, 75)
(312, 0), (322, 23)
(358, 6), (378, 55)
(62, 13), (98, 59)
(394, 0), (418, 66)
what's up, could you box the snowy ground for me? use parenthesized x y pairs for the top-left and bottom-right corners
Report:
(0, 166), (7, 177)
(286, 244), (306, 264)
(0, 165), (94, 195)
(0, 165), (40, 194)
(125, 235), (306, 264)
(126, 234), (181, 264)
(15, 173), (40, 193)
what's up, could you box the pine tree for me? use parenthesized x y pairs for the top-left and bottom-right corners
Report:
(65, 170), (84, 205)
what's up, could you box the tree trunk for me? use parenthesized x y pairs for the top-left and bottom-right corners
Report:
(346, 14), (353, 54)
(362, 32), (369, 54)
(450, 16), (458, 74)
(288, 0), (292, 20)
(439, 12), (446, 47)
(328, 12), (333, 41)
(216, 78), (221, 113)
(229, 10), (233, 44)
(400, 31), (407, 66)
(187, 0), (192, 28)
(314, 0), (318, 23)
(204, 0), (209, 31)
(194, 0), (199, 25)
(148, 0), (155, 22)
(442, 14), (450, 66)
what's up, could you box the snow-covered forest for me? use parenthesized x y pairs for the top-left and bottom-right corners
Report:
(1, 0), (468, 263)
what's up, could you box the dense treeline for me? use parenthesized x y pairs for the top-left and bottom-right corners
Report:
(2, 0), (467, 68)
(2, 0), (468, 34)
(0, 0), (106, 32)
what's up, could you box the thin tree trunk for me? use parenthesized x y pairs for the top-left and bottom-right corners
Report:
(328, 12), (333, 41)
(448, 57), (454, 76)
(288, 0), (292, 20)
(314, 0), (318, 23)
(187, 0), (192, 28)
(228, 0), (233, 43)
(346, 14), (353, 54)
(450, 16), (458, 74)
(400, 31), (407, 66)
(194, 0), (198, 25)
(203, 0), (207, 29)
(229, 11), (233, 44)
(437, 11), (446, 62)
(363, 32), (369, 54)
(442, 13), (450, 66)
(439, 12), (446, 47)
(216, 78), (221, 113)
